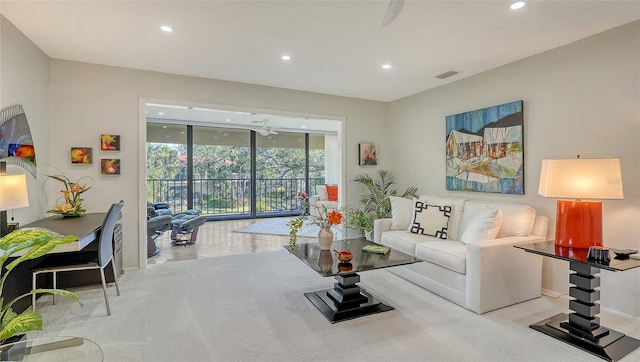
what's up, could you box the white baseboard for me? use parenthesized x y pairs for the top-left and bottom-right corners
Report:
(541, 288), (564, 299)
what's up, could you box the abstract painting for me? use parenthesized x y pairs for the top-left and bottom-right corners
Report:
(359, 143), (377, 166)
(0, 105), (37, 178)
(71, 147), (92, 164)
(101, 134), (120, 151)
(445, 100), (524, 194)
(101, 159), (121, 175)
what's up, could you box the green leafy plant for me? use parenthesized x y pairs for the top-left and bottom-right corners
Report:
(0, 227), (81, 342)
(350, 170), (418, 233)
(342, 206), (375, 238)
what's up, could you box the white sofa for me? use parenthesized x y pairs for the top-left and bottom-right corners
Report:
(309, 184), (339, 218)
(373, 194), (548, 314)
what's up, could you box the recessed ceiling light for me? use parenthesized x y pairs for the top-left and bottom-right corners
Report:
(226, 119), (231, 122)
(281, 55), (291, 61)
(382, 64), (392, 70)
(160, 25), (173, 32)
(158, 112), (165, 115)
(510, 2), (525, 10)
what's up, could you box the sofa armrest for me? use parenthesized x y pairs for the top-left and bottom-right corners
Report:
(465, 235), (545, 314)
(373, 218), (392, 244)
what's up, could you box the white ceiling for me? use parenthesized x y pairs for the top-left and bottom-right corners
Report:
(1, 1), (639, 102)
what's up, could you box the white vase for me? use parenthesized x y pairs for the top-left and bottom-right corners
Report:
(317, 227), (334, 250)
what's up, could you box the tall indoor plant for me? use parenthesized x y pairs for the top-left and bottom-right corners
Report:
(0, 228), (81, 342)
(346, 170), (418, 236)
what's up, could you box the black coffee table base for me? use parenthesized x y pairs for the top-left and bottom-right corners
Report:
(304, 272), (393, 323)
(531, 313), (640, 361)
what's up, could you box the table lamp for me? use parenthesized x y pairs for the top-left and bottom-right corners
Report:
(538, 157), (623, 248)
(0, 162), (30, 237)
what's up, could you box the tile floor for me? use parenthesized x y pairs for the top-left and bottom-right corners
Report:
(147, 218), (315, 264)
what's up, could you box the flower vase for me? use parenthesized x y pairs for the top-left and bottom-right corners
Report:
(317, 227), (334, 250)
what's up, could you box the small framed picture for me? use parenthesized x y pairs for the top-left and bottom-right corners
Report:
(71, 147), (92, 164)
(101, 134), (120, 151)
(101, 159), (121, 175)
(359, 143), (377, 166)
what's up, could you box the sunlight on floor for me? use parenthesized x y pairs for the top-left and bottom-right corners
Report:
(147, 219), (315, 264)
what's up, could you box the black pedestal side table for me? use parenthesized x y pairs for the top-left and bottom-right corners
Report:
(286, 238), (417, 323)
(516, 241), (640, 361)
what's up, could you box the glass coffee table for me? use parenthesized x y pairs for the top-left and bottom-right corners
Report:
(286, 238), (418, 323)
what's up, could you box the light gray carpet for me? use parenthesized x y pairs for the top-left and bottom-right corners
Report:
(27, 250), (640, 362)
(233, 217), (361, 239)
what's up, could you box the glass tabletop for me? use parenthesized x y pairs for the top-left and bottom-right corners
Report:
(0, 336), (103, 361)
(286, 238), (418, 277)
(515, 240), (640, 272)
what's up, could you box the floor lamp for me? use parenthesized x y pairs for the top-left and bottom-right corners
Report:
(538, 157), (623, 249)
(0, 162), (30, 237)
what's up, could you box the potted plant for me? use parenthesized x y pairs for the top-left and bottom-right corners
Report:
(342, 206), (374, 240)
(0, 227), (81, 343)
(287, 193), (343, 250)
(44, 170), (93, 217)
(349, 170), (418, 234)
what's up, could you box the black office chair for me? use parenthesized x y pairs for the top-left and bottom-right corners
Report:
(32, 201), (124, 316)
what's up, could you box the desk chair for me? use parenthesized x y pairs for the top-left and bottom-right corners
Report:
(32, 201), (124, 316)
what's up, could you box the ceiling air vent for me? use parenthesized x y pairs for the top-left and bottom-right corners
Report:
(435, 71), (458, 79)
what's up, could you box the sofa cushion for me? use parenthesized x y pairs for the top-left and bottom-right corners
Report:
(380, 230), (428, 255)
(464, 200), (536, 237)
(415, 240), (467, 274)
(326, 185), (338, 201)
(459, 206), (503, 244)
(409, 201), (451, 239)
(419, 195), (466, 241)
(390, 196), (414, 230)
(315, 185), (329, 200)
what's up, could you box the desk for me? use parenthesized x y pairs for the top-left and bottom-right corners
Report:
(2, 213), (121, 313)
(22, 213), (106, 254)
(516, 241), (640, 361)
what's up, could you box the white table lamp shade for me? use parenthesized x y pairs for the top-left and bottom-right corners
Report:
(538, 158), (623, 200)
(0, 174), (29, 211)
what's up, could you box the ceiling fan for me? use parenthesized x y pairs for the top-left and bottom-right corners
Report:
(380, 0), (405, 29)
(252, 120), (278, 136)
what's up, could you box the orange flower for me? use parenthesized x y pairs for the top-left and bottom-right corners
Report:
(327, 210), (342, 225)
(300, 192), (308, 199)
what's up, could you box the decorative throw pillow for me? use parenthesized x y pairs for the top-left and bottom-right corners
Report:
(390, 196), (414, 230)
(316, 185), (329, 200)
(409, 201), (452, 240)
(460, 207), (503, 244)
(325, 185), (338, 201)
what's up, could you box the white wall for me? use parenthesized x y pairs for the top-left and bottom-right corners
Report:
(388, 21), (640, 316)
(48, 60), (388, 270)
(0, 16), (51, 226)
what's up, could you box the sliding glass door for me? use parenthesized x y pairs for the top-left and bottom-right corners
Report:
(147, 122), (326, 219)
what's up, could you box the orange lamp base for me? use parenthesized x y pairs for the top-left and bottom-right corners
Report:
(554, 200), (603, 249)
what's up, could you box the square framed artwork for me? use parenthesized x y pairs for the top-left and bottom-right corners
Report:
(445, 100), (524, 194)
(101, 159), (121, 175)
(101, 134), (120, 151)
(70, 147), (92, 164)
(358, 143), (377, 166)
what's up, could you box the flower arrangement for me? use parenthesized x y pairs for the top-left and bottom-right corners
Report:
(287, 192), (343, 250)
(45, 171), (93, 216)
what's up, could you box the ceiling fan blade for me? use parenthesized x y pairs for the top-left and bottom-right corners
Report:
(379, 0), (405, 29)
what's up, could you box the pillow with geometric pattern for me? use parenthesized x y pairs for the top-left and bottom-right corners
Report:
(409, 201), (452, 240)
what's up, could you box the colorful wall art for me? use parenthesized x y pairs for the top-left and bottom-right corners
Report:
(359, 143), (377, 166)
(101, 159), (121, 175)
(101, 134), (120, 151)
(0, 105), (37, 178)
(71, 147), (92, 164)
(445, 100), (524, 194)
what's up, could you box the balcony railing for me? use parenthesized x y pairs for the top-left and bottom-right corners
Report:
(147, 177), (325, 217)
